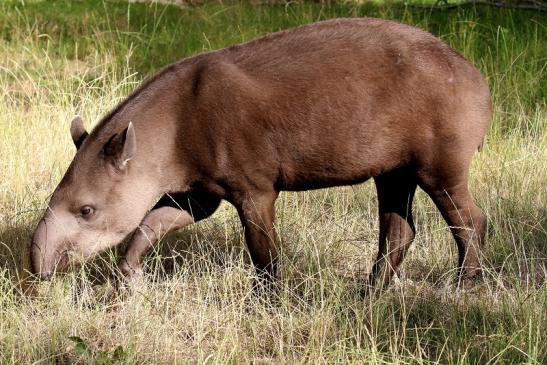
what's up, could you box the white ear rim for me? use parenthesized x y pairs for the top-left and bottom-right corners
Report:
(120, 121), (136, 168)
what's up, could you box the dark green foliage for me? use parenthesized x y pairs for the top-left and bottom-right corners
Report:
(69, 336), (129, 364)
(0, 1), (544, 133)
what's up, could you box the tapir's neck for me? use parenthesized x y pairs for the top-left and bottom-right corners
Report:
(92, 63), (195, 194)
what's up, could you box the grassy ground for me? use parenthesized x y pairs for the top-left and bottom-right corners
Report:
(0, 0), (545, 363)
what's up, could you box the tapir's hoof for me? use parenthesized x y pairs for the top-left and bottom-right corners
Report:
(457, 274), (481, 290)
(460, 279), (476, 290)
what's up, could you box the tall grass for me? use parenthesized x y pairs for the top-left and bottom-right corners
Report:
(0, 1), (545, 363)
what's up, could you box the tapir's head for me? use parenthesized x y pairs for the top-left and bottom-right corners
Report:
(30, 116), (159, 279)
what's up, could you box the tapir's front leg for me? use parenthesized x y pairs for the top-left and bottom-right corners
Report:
(119, 192), (221, 282)
(119, 206), (194, 280)
(233, 190), (279, 288)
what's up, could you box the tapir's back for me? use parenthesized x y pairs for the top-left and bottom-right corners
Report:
(184, 18), (491, 191)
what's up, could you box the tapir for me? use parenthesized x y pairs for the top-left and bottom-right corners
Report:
(30, 18), (491, 289)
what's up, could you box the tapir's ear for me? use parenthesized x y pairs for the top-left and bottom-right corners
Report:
(103, 122), (137, 170)
(70, 115), (88, 149)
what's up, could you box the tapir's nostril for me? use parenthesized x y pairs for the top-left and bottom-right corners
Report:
(30, 241), (40, 273)
(30, 240), (39, 251)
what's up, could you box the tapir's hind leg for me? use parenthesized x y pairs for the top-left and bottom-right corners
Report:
(369, 169), (417, 287)
(419, 173), (486, 288)
(119, 192), (221, 279)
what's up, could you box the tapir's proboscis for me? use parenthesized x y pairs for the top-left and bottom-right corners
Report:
(30, 18), (491, 289)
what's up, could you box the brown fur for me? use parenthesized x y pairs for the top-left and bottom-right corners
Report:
(31, 18), (491, 288)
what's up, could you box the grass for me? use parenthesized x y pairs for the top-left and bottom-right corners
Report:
(0, 0), (545, 363)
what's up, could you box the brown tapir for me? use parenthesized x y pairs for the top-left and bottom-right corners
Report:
(30, 18), (491, 289)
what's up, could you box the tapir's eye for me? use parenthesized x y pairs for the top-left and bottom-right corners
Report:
(80, 206), (95, 217)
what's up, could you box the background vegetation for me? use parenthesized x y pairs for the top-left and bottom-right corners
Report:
(0, 0), (545, 363)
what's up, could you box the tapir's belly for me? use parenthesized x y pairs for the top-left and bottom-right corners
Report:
(279, 168), (374, 192)
(274, 128), (409, 191)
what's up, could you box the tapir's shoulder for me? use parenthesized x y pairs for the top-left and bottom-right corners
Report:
(183, 52), (269, 104)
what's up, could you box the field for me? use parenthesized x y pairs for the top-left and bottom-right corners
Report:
(0, 1), (545, 363)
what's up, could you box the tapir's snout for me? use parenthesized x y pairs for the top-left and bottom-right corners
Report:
(30, 218), (63, 280)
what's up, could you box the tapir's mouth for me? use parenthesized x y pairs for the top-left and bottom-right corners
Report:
(35, 249), (71, 280)
(55, 249), (70, 271)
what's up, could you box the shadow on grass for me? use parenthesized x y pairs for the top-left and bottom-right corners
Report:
(140, 217), (247, 279)
(355, 288), (547, 364)
(2, 197), (543, 292)
(0, 205), (544, 364)
(0, 223), (33, 280)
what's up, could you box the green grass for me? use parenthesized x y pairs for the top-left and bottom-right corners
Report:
(0, 1), (545, 363)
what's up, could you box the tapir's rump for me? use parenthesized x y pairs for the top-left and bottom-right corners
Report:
(31, 18), (491, 289)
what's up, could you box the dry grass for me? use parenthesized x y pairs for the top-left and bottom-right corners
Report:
(0, 1), (545, 364)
